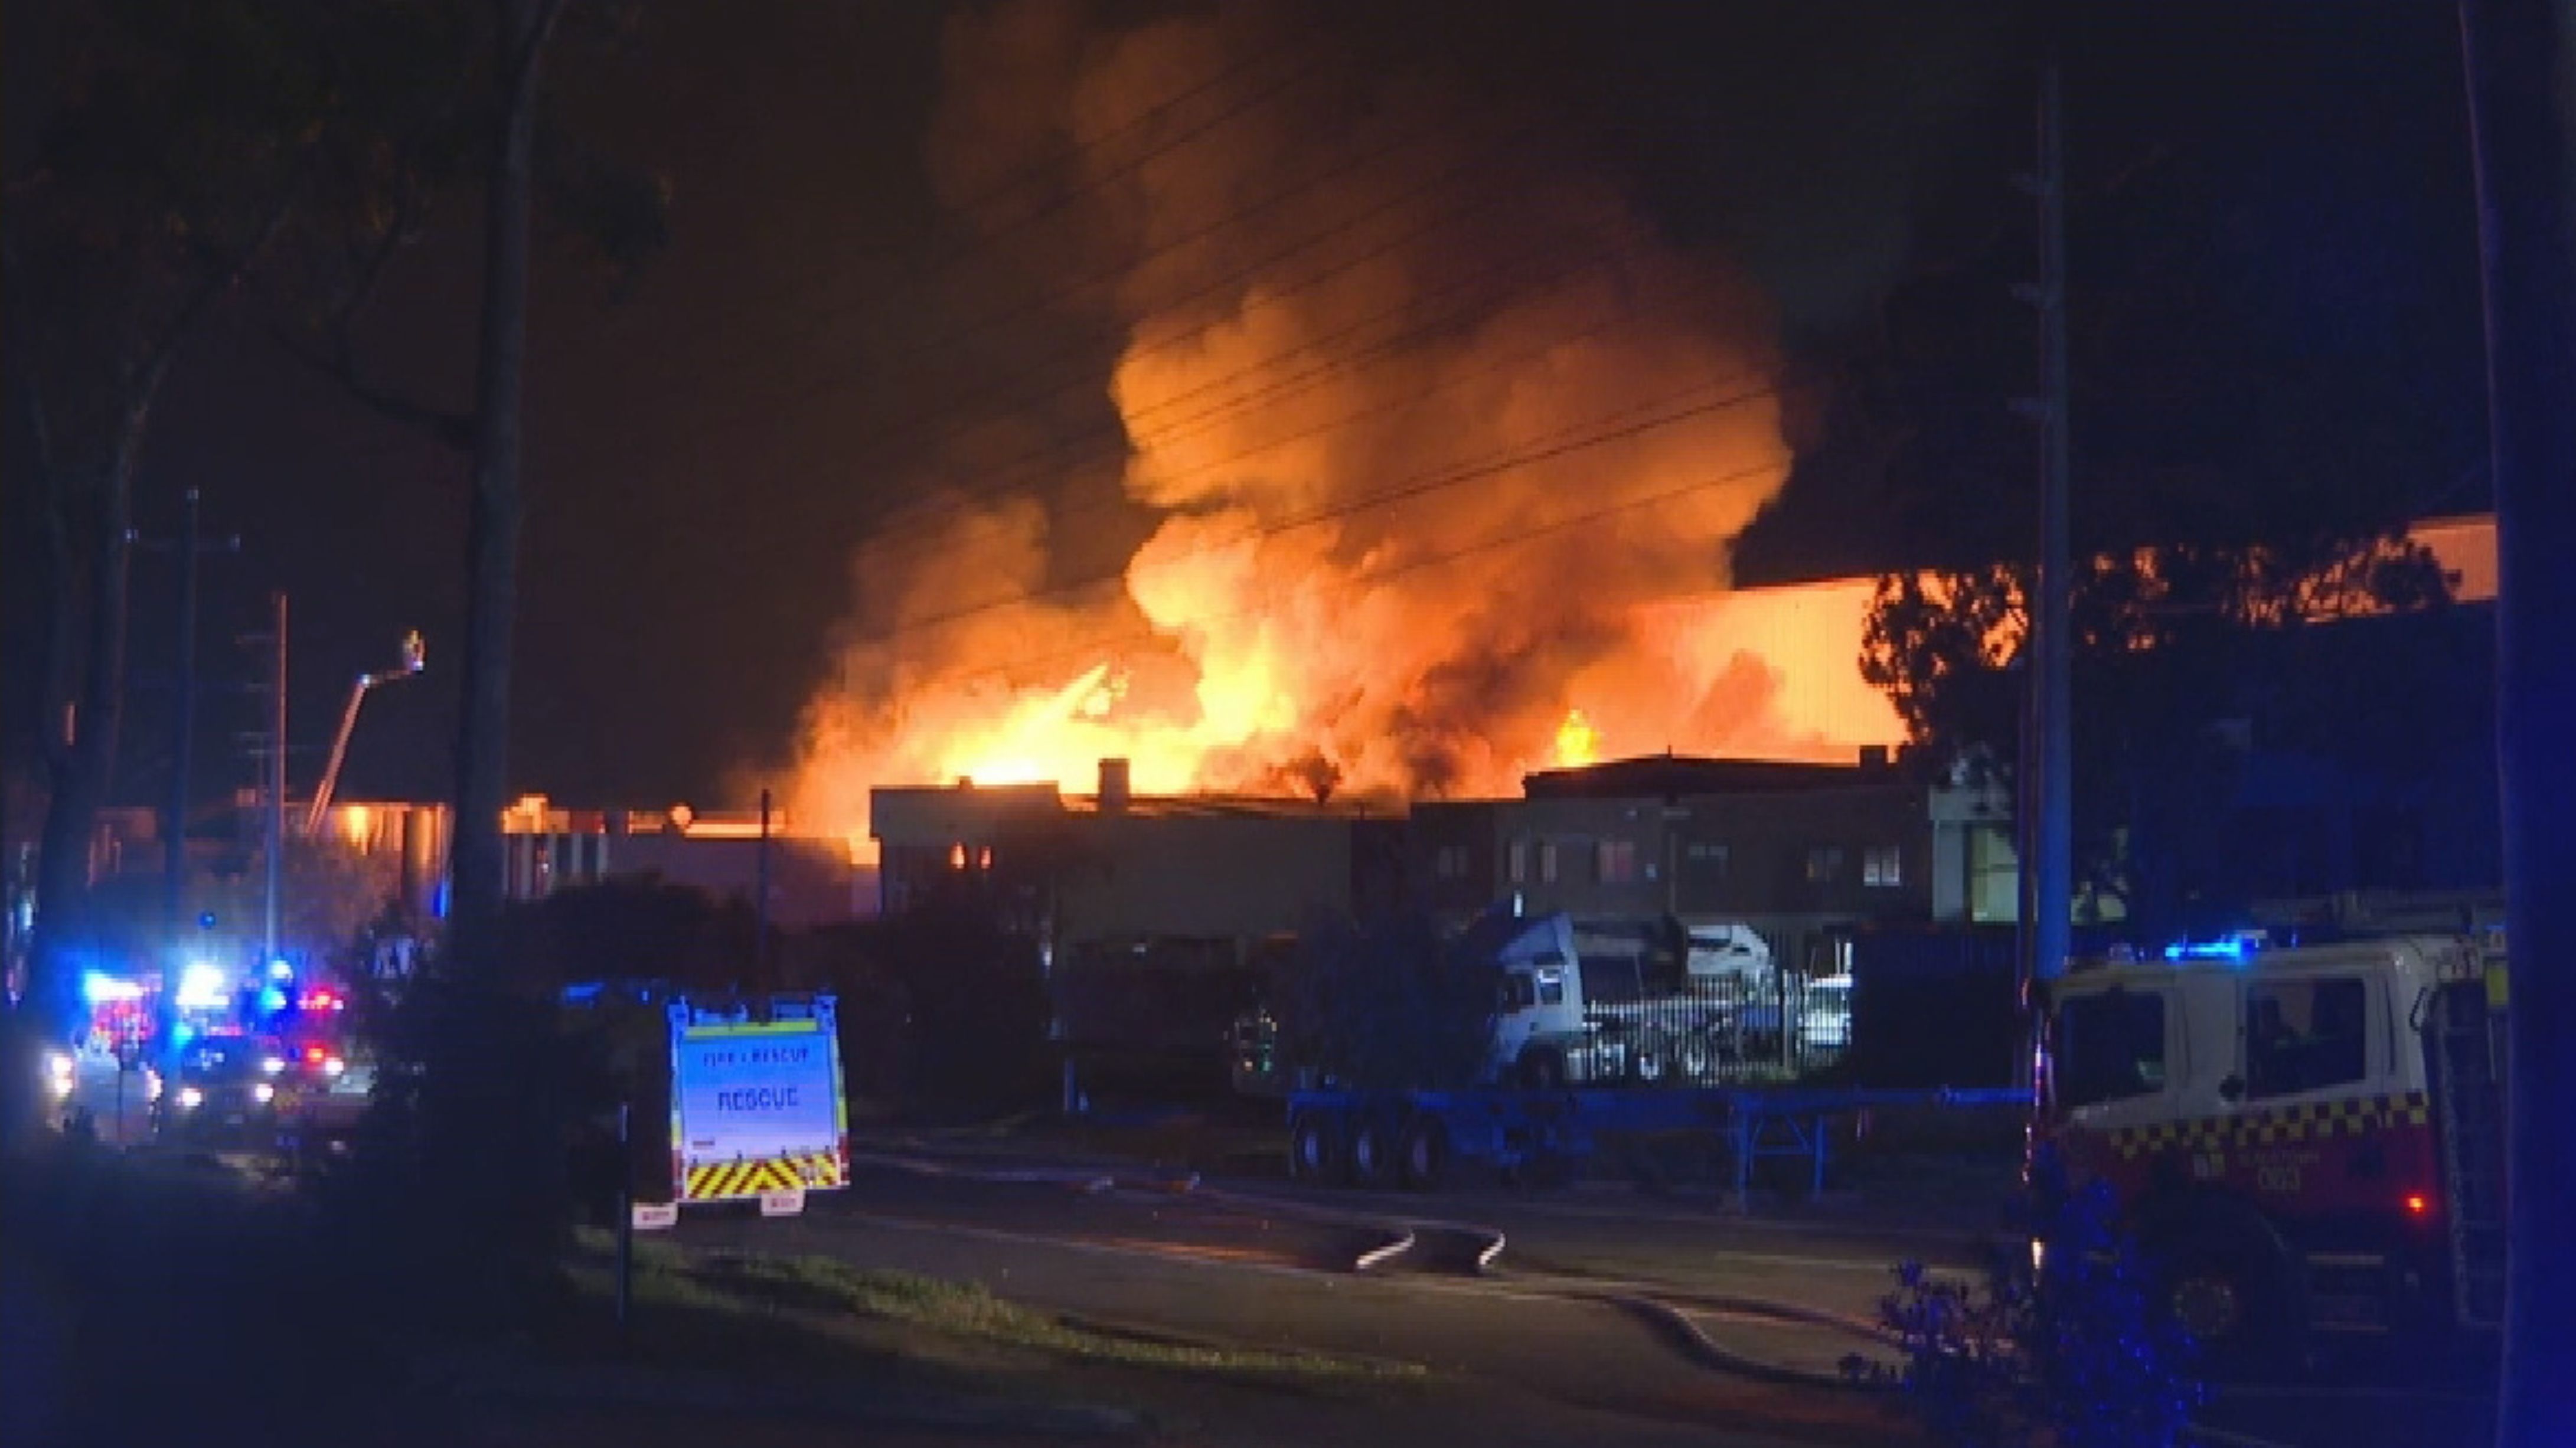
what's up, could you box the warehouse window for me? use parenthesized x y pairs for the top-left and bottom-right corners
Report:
(1805, 845), (1844, 883)
(1506, 839), (1529, 883)
(1597, 839), (1638, 884)
(1539, 842), (1560, 884)
(1862, 845), (1902, 888)
(1434, 844), (1471, 881)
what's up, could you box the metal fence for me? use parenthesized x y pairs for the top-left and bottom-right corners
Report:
(1562, 969), (1850, 1087)
(1227, 966), (1851, 1096)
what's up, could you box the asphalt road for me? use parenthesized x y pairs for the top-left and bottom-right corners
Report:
(673, 1150), (1960, 1447)
(663, 1138), (2499, 1448)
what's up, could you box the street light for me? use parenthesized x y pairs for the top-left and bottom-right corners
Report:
(305, 630), (426, 835)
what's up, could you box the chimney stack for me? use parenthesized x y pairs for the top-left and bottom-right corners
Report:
(1858, 744), (1891, 772)
(1098, 757), (1132, 813)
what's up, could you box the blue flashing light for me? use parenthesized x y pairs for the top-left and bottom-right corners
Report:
(81, 970), (144, 1006)
(2162, 933), (2262, 964)
(266, 959), (293, 983)
(256, 985), (289, 1016)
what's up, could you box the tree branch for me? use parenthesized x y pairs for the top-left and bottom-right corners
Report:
(269, 325), (475, 450)
(275, 178), (472, 450)
(124, 175), (305, 396)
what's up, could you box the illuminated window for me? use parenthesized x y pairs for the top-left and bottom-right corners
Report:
(1596, 839), (1638, 884)
(978, 845), (993, 871)
(948, 843), (967, 870)
(1862, 845), (1902, 888)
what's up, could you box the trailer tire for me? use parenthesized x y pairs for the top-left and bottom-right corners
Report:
(1399, 1116), (1449, 1192)
(1288, 1110), (1345, 1184)
(1350, 1117), (1397, 1188)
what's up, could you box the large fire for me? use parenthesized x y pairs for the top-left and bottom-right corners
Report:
(783, 3), (1905, 839)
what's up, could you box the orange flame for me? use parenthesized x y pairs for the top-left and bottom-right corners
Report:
(1553, 709), (1600, 767)
(776, 5), (1912, 839)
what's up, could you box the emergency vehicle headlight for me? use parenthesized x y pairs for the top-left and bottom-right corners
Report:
(177, 1086), (204, 1110)
(253, 1083), (275, 1104)
(262, 1057), (286, 1076)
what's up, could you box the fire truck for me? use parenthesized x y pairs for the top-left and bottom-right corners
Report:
(2040, 928), (2507, 1367)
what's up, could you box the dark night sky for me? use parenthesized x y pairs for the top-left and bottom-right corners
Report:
(12, 1), (2485, 814)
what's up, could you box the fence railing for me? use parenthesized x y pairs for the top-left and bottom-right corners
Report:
(1563, 969), (1850, 1087)
(1228, 968), (1852, 1096)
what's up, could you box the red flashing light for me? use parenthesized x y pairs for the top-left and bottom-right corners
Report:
(305, 1045), (326, 1064)
(2404, 1192), (2433, 1217)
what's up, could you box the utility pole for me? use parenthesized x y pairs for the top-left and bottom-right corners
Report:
(265, 591), (288, 967)
(2459, 2), (2575, 1442)
(755, 787), (773, 988)
(2020, 58), (2075, 986)
(149, 489), (235, 1090)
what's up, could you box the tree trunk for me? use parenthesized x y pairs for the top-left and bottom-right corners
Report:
(445, 0), (563, 945)
(2460, 2), (2576, 1443)
(24, 386), (154, 1037)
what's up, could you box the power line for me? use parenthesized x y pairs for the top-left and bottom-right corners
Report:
(531, 41), (1310, 380)
(1115, 268), (1739, 503)
(631, 111), (1555, 545)
(853, 457), (1788, 698)
(835, 372), (1781, 658)
(842, 189), (1661, 549)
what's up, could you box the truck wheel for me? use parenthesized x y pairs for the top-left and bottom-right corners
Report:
(1399, 1117), (1449, 1192)
(1518, 1048), (1566, 1091)
(1288, 1111), (1345, 1184)
(1350, 1118), (1396, 1188)
(2154, 1227), (2299, 1376)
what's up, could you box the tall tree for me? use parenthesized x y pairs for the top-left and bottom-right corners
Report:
(267, 0), (665, 943)
(1840, 45), (2476, 935)
(4, 0), (355, 1056)
(1863, 538), (2453, 933)
(450, 0), (564, 943)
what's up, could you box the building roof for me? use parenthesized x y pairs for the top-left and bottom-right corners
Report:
(1522, 753), (1895, 800)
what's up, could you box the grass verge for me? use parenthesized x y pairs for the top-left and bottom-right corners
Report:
(564, 1229), (1419, 1392)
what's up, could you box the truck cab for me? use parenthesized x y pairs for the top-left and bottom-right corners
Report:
(1489, 914), (1590, 1086)
(2041, 931), (2506, 1365)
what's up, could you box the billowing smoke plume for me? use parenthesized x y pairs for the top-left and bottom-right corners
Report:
(789, 1), (1891, 836)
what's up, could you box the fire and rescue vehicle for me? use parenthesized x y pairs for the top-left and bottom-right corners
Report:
(2040, 928), (2506, 1367)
